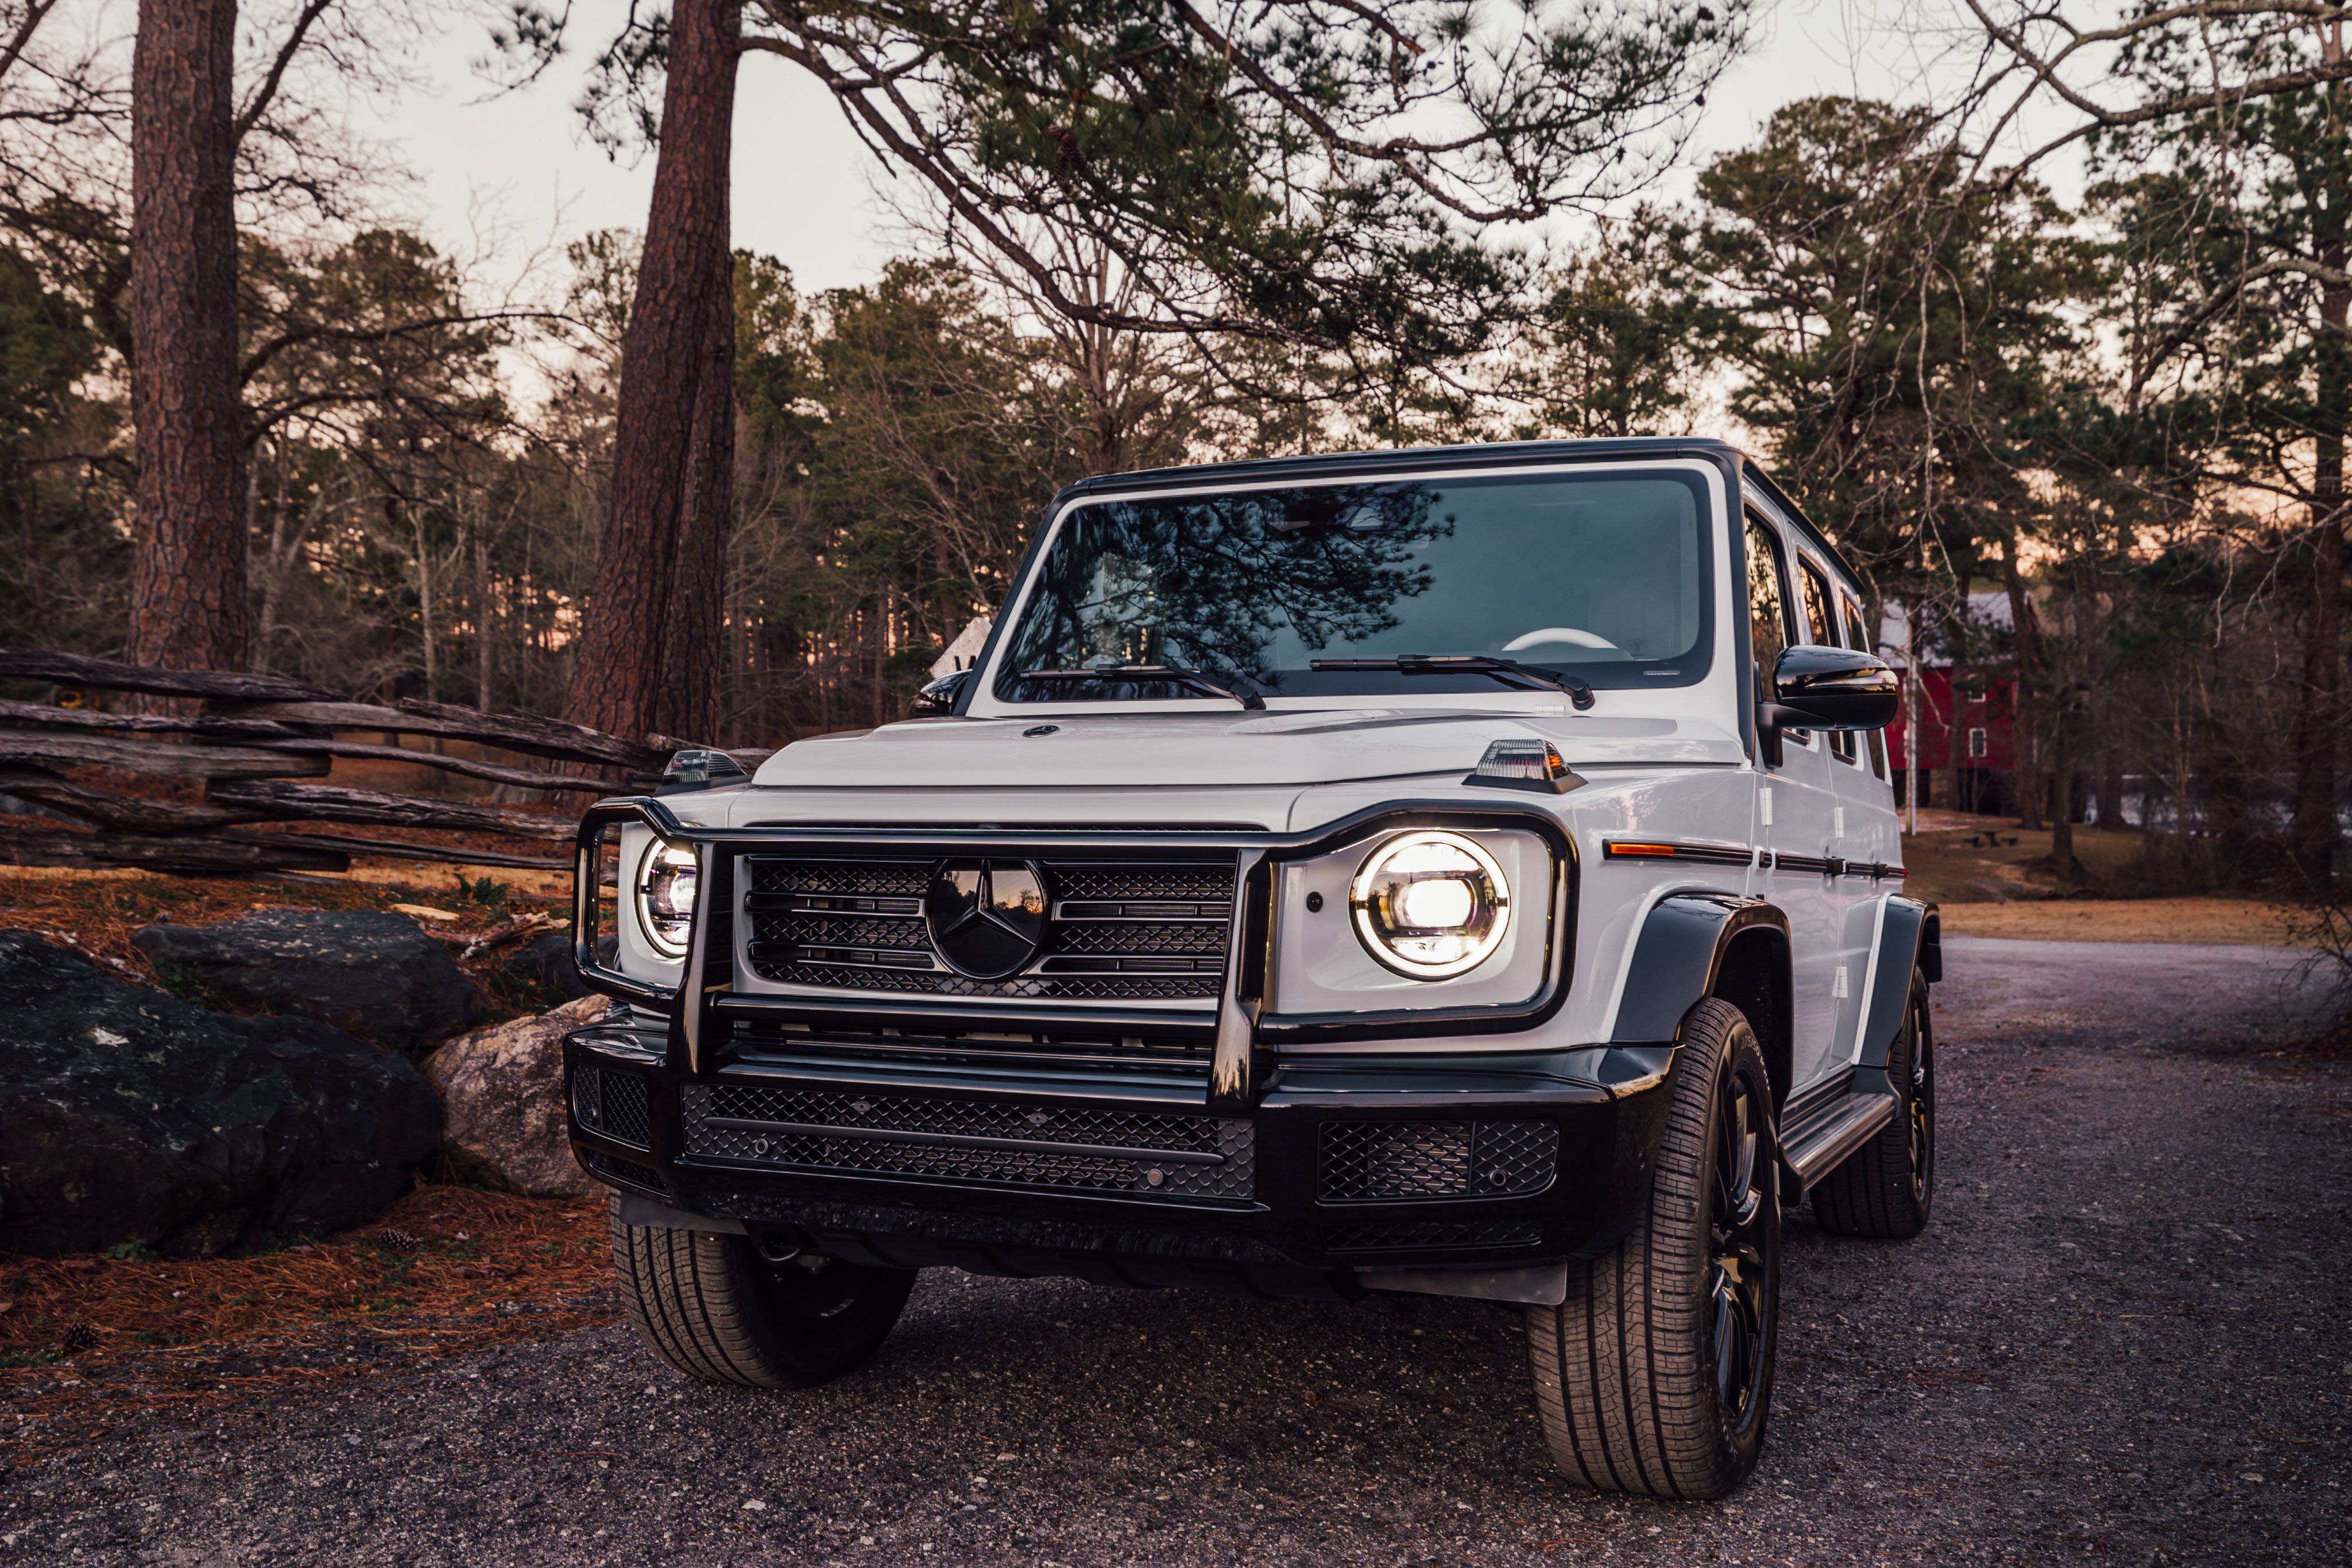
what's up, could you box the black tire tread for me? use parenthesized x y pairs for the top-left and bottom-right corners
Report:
(1813, 976), (1931, 1240)
(609, 1206), (794, 1389)
(1526, 997), (1773, 1500)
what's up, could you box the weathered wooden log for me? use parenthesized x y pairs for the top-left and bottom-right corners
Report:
(0, 649), (335, 703)
(234, 830), (570, 871)
(241, 737), (617, 793)
(0, 828), (351, 874)
(217, 699), (663, 769)
(204, 780), (578, 841)
(0, 766), (274, 832)
(0, 730), (331, 780)
(0, 697), (305, 741)
(396, 698), (668, 769)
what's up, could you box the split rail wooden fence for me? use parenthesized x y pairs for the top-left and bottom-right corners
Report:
(0, 650), (765, 878)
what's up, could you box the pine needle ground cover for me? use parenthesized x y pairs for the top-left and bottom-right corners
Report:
(0, 1185), (617, 1470)
(1, 870), (620, 1471)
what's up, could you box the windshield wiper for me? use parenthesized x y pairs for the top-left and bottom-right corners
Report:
(1017, 665), (1266, 710)
(1310, 655), (1596, 711)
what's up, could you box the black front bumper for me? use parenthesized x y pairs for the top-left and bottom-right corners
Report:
(564, 1017), (1679, 1301)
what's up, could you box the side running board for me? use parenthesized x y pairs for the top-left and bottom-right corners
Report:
(1780, 1089), (1898, 1191)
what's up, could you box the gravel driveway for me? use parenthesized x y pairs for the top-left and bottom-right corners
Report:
(4, 936), (2346, 1565)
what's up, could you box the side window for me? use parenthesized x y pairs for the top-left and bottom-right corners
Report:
(1841, 595), (1889, 779)
(1800, 559), (1855, 761)
(1796, 559), (1836, 648)
(1744, 514), (1789, 705)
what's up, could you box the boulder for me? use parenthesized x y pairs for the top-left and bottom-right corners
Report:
(419, 995), (609, 1197)
(507, 928), (593, 1004)
(131, 908), (484, 1053)
(0, 931), (442, 1258)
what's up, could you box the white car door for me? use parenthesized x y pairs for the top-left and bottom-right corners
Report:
(1791, 549), (1882, 1082)
(1743, 508), (1846, 1095)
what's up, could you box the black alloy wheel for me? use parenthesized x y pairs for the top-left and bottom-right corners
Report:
(1526, 997), (1782, 1499)
(1709, 1068), (1773, 1433)
(755, 1251), (875, 1326)
(1906, 984), (1935, 1209)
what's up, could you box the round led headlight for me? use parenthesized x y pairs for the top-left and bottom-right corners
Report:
(1348, 830), (1511, 979)
(635, 839), (701, 959)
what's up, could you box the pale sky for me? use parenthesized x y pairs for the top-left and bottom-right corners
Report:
(381, 0), (2014, 301)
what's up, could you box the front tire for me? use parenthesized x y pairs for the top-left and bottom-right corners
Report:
(1813, 973), (1934, 1239)
(1526, 997), (1781, 1499)
(611, 1206), (918, 1388)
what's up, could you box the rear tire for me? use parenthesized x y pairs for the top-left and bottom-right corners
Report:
(1813, 973), (1934, 1240)
(1525, 997), (1781, 1500)
(610, 1205), (918, 1388)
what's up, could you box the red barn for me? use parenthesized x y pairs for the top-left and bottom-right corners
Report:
(1878, 594), (2019, 815)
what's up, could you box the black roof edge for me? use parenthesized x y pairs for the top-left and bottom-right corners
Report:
(1042, 436), (1863, 590)
(1737, 459), (1863, 592)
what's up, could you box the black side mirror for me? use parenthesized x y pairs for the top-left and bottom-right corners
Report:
(1762, 646), (1899, 735)
(655, 748), (749, 794)
(912, 668), (972, 716)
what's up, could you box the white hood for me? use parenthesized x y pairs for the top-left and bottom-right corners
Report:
(748, 709), (1742, 793)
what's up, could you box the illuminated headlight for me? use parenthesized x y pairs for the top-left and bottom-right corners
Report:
(1348, 831), (1511, 979)
(635, 839), (700, 959)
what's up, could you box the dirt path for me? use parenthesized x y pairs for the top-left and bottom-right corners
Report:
(2, 940), (2346, 1566)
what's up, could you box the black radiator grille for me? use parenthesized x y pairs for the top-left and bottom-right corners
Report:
(1317, 1120), (1559, 1203)
(741, 854), (1236, 1001)
(572, 1065), (653, 1149)
(680, 1082), (1253, 1201)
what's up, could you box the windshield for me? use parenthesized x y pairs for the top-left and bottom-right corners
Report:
(993, 467), (1715, 703)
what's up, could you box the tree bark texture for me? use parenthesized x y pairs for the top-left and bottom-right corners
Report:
(2292, 225), (2348, 891)
(565, 0), (741, 740)
(130, 0), (247, 675)
(1998, 535), (2045, 830)
(655, 234), (738, 745)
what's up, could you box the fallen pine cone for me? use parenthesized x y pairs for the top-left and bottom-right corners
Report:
(374, 1229), (425, 1252)
(58, 1324), (98, 1354)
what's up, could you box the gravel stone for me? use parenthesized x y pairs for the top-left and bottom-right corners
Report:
(2, 936), (2344, 1563)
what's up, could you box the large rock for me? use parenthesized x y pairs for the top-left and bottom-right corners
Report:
(0, 931), (442, 1257)
(419, 995), (608, 1197)
(507, 928), (593, 1004)
(131, 908), (484, 1053)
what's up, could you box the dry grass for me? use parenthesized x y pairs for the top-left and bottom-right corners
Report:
(1936, 896), (2303, 946)
(0, 1184), (618, 1469)
(1897, 818), (2153, 905)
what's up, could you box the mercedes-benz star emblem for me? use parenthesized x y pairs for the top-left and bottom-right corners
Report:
(924, 859), (1047, 980)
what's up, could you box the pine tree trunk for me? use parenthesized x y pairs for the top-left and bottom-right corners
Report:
(564, 0), (740, 739)
(655, 236), (737, 744)
(2293, 230), (2347, 891)
(1999, 534), (2044, 830)
(129, 0), (245, 676)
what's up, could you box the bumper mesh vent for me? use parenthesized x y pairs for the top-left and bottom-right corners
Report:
(680, 1083), (1253, 1202)
(573, 1066), (653, 1149)
(1321, 1219), (1545, 1254)
(741, 854), (1236, 1001)
(585, 1151), (664, 1193)
(1317, 1120), (1559, 1203)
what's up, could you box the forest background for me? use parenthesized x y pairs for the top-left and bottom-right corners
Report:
(2, 0), (2349, 900)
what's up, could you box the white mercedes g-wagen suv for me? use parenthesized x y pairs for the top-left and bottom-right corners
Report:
(564, 438), (1939, 1500)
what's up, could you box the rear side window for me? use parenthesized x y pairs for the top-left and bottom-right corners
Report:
(1840, 595), (1887, 779)
(1796, 559), (1836, 648)
(1801, 559), (1855, 762)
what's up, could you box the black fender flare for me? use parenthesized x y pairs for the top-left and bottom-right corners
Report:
(1856, 896), (1937, 1070)
(1609, 890), (1792, 1052)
